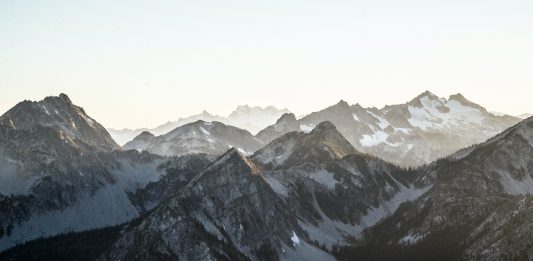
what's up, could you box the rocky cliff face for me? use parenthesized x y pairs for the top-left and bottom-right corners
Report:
(0, 94), (120, 150)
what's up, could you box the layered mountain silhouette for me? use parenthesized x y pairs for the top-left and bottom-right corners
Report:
(1, 93), (532, 261)
(99, 123), (425, 260)
(517, 113), (533, 119)
(123, 120), (264, 157)
(108, 105), (290, 145)
(256, 91), (520, 167)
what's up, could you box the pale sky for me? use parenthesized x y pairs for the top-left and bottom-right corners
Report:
(1, 0), (532, 129)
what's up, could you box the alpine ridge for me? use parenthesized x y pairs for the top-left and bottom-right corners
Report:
(108, 105), (290, 145)
(99, 148), (335, 261)
(256, 91), (520, 167)
(123, 120), (264, 157)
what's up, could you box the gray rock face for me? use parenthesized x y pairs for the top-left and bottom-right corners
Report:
(256, 113), (299, 144)
(253, 121), (358, 169)
(254, 123), (428, 249)
(128, 154), (216, 212)
(124, 120), (265, 157)
(0, 94), (120, 150)
(100, 148), (334, 261)
(344, 117), (533, 260)
(0, 95), (209, 252)
(100, 123), (427, 260)
(256, 91), (520, 167)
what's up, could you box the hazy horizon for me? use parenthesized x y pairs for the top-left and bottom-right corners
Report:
(1, 0), (532, 129)
(0, 90), (529, 130)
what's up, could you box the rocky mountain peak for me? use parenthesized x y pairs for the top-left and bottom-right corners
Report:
(43, 93), (73, 106)
(310, 121), (338, 134)
(307, 121), (358, 157)
(448, 92), (466, 101)
(218, 147), (254, 167)
(335, 99), (351, 109)
(123, 130), (156, 151)
(129, 131), (155, 143)
(0, 94), (120, 150)
(448, 92), (485, 109)
(189, 147), (261, 185)
(254, 121), (358, 169)
(276, 113), (297, 124)
(420, 90), (439, 99)
(192, 119), (206, 125)
(255, 113), (300, 144)
(448, 92), (469, 103)
(352, 103), (364, 109)
(408, 90), (440, 105)
(58, 93), (72, 104)
(129, 118), (263, 157)
(138, 131), (154, 137)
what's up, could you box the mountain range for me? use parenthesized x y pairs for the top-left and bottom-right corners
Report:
(1, 93), (532, 261)
(518, 113), (533, 119)
(123, 120), (264, 157)
(121, 91), (519, 168)
(256, 91), (520, 167)
(108, 105), (290, 145)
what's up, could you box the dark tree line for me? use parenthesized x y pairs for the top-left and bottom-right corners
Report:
(0, 225), (123, 261)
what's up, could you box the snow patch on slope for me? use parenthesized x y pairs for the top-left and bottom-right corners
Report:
(0, 156), (37, 196)
(0, 158), (166, 251)
(408, 97), (483, 130)
(0, 184), (140, 252)
(360, 131), (400, 147)
(280, 240), (335, 261)
(254, 138), (296, 167)
(360, 185), (431, 228)
(300, 124), (315, 133)
(264, 172), (289, 197)
(80, 113), (95, 127)
(307, 169), (338, 190)
(369, 111), (390, 129)
(399, 233), (425, 245)
(41, 105), (51, 115)
(495, 170), (533, 195)
(291, 231), (301, 246)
